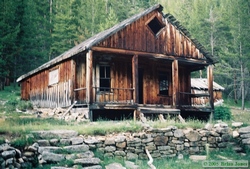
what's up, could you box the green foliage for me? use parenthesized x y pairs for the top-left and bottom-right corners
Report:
(214, 106), (232, 121)
(10, 135), (34, 150)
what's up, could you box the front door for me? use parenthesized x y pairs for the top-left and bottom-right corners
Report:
(139, 68), (143, 104)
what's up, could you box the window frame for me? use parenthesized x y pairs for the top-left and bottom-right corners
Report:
(146, 15), (165, 37)
(99, 64), (111, 92)
(48, 67), (59, 86)
(158, 71), (169, 96)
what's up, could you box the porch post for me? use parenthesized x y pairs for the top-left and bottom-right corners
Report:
(132, 55), (139, 103)
(86, 50), (93, 104)
(132, 55), (139, 120)
(172, 59), (179, 107)
(207, 65), (214, 120)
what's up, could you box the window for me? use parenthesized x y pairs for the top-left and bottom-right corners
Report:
(100, 65), (110, 91)
(49, 68), (59, 86)
(147, 16), (165, 36)
(159, 72), (168, 95)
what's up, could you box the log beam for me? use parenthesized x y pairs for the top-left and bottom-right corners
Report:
(172, 60), (179, 107)
(86, 50), (93, 104)
(207, 65), (214, 120)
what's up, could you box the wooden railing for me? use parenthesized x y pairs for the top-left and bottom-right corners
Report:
(73, 87), (134, 104)
(93, 87), (134, 104)
(179, 92), (210, 106)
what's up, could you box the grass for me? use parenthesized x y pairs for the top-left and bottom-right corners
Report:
(1, 85), (250, 168)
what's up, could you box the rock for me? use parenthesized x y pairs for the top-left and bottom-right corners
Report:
(238, 126), (250, 134)
(1, 150), (16, 159)
(32, 130), (78, 139)
(84, 137), (100, 144)
(232, 122), (243, 128)
(60, 139), (71, 146)
(114, 136), (126, 143)
(105, 146), (116, 152)
(114, 151), (126, 156)
(23, 151), (34, 157)
(104, 138), (115, 145)
(233, 131), (239, 138)
(125, 160), (139, 169)
(185, 131), (201, 142)
(176, 144), (184, 151)
(177, 154), (184, 160)
(64, 144), (89, 153)
(141, 137), (154, 143)
(242, 138), (250, 144)
(74, 158), (101, 165)
(240, 133), (250, 138)
(70, 137), (84, 145)
(157, 146), (171, 151)
(189, 155), (206, 161)
(174, 129), (184, 138)
(38, 146), (62, 154)
(76, 151), (95, 158)
(126, 153), (138, 161)
(37, 140), (50, 146)
(82, 165), (102, 169)
(154, 136), (168, 146)
(204, 123), (213, 130)
(0, 144), (11, 152)
(116, 142), (126, 148)
(105, 162), (126, 169)
(42, 152), (65, 162)
(49, 139), (59, 146)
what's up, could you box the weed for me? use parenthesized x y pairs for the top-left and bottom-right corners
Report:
(214, 106), (232, 121)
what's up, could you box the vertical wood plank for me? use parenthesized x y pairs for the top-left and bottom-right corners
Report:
(207, 65), (214, 118)
(132, 55), (139, 104)
(86, 50), (93, 104)
(172, 60), (179, 107)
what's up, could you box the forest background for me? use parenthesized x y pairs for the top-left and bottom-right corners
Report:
(0, 0), (249, 109)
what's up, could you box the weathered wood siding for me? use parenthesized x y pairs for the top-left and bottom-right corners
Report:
(20, 59), (74, 108)
(178, 67), (191, 105)
(74, 54), (87, 103)
(96, 10), (204, 60)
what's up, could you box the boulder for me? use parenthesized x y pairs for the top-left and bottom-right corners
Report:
(70, 137), (84, 145)
(74, 158), (101, 165)
(42, 152), (65, 162)
(239, 126), (250, 134)
(125, 161), (139, 169)
(105, 146), (116, 152)
(154, 136), (168, 146)
(126, 153), (138, 161)
(32, 130), (78, 139)
(242, 138), (250, 145)
(63, 144), (89, 153)
(174, 129), (184, 138)
(105, 163), (126, 169)
(189, 155), (206, 161)
(232, 122), (243, 128)
(185, 131), (201, 142)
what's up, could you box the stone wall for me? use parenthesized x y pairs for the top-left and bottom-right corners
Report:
(1, 123), (250, 168)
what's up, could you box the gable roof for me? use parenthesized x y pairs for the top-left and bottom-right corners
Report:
(17, 4), (214, 83)
(191, 78), (224, 91)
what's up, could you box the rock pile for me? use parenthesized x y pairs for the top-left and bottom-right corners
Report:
(0, 143), (38, 168)
(239, 126), (250, 148)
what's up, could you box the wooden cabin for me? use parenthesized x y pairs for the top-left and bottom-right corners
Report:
(17, 4), (215, 120)
(191, 78), (224, 106)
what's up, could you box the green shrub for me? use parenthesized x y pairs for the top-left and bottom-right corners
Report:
(10, 135), (34, 150)
(214, 106), (232, 121)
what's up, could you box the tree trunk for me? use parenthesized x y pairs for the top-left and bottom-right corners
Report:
(241, 61), (245, 110)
